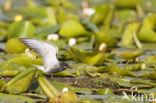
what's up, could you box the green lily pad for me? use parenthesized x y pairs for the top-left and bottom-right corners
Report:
(0, 80), (7, 92)
(114, 0), (142, 8)
(9, 21), (35, 38)
(59, 20), (89, 38)
(6, 67), (37, 94)
(0, 93), (36, 103)
(121, 22), (140, 47)
(38, 76), (59, 99)
(119, 51), (144, 59)
(6, 38), (27, 53)
(94, 30), (117, 48)
(0, 62), (25, 76)
(98, 88), (113, 95)
(69, 47), (105, 66)
(19, 7), (47, 18)
(7, 56), (42, 68)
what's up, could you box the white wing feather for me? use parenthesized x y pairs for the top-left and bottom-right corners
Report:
(19, 38), (59, 70)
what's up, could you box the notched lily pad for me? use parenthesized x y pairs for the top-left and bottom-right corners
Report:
(9, 21), (35, 38)
(6, 67), (37, 94)
(59, 20), (89, 38)
(6, 38), (27, 53)
(0, 80), (7, 92)
(118, 50), (144, 59)
(69, 47), (105, 66)
(0, 62), (25, 76)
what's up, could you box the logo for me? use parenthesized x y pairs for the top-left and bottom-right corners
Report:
(122, 86), (156, 102)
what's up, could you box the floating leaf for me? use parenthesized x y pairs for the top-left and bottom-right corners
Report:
(36, 24), (61, 35)
(92, 5), (110, 25)
(0, 62), (25, 76)
(116, 9), (137, 22)
(6, 38), (27, 53)
(119, 51), (144, 59)
(69, 47), (105, 66)
(94, 31), (117, 48)
(0, 80), (7, 92)
(0, 93), (36, 103)
(51, 91), (78, 103)
(121, 22), (140, 47)
(138, 14), (156, 42)
(98, 88), (113, 95)
(9, 21), (35, 38)
(6, 67), (37, 94)
(7, 56), (42, 68)
(38, 76), (59, 99)
(114, 0), (142, 8)
(19, 7), (46, 18)
(59, 20), (89, 38)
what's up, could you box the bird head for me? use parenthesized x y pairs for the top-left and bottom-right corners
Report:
(59, 62), (72, 70)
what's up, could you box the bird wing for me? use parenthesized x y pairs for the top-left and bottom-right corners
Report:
(19, 38), (58, 69)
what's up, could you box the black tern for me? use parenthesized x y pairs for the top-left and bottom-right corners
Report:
(19, 38), (70, 74)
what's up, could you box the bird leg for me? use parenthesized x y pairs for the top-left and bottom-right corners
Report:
(51, 75), (56, 80)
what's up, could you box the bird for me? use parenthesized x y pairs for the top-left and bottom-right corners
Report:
(19, 38), (71, 74)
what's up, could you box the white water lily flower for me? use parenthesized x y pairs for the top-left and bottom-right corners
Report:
(68, 38), (76, 46)
(99, 43), (107, 52)
(25, 48), (33, 58)
(47, 34), (59, 40)
(62, 87), (69, 93)
(83, 8), (95, 17)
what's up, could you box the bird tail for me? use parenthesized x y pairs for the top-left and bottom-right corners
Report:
(31, 64), (45, 71)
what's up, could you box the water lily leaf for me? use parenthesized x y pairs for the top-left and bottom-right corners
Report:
(103, 96), (130, 103)
(51, 81), (93, 95)
(6, 38), (27, 53)
(118, 50), (144, 59)
(68, 63), (95, 76)
(94, 30), (117, 48)
(45, 7), (57, 26)
(45, 0), (60, 6)
(9, 21), (35, 38)
(65, 13), (79, 22)
(62, 1), (77, 10)
(130, 79), (156, 87)
(59, 20), (89, 38)
(0, 62), (25, 76)
(139, 72), (156, 80)
(111, 77), (132, 87)
(38, 76), (59, 99)
(116, 9), (137, 22)
(51, 91), (78, 103)
(138, 28), (156, 43)
(0, 80), (7, 92)
(36, 24), (61, 35)
(92, 5), (110, 25)
(19, 7), (46, 18)
(93, 65), (135, 77)
(146, 55), (156, 62)
(50, 39), (68, 50)
(0, 93), (36, 103)
(57, 7), (65, 24)
(79, 97), (101, 103)
(6, 67), (37, 94)
(69, 47), (105, 66)
(121, 22), (140, 47)
(138, 14), (156, 42)
(98, 88), (113, 95)
(39, 7), (57, 27)
(7, 56), (42, 68)
(114, 0), (142, 8)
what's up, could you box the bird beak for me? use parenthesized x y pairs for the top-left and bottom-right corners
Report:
(60, 62), (72, 70)
(68, 66), (72, 69)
